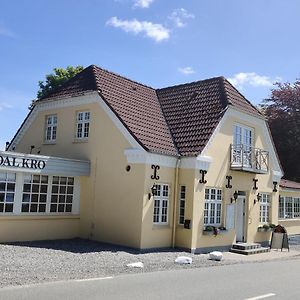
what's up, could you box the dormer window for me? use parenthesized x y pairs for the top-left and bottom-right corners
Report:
(76, 111), (90, 139)
(45, 115), (57, 142)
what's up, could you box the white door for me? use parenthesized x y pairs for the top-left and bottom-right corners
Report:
(236, 196), (246, 242)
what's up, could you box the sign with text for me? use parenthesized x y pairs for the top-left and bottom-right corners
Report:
(0, 154), (46, 170)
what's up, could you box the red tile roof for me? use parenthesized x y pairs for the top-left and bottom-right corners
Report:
(36, 65), (263, 156)
(280, 179), (300, 190)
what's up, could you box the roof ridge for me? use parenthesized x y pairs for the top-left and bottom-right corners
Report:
(156, 90), (180, 156)
(91, 64), (155, 91)
(218, 77), (230, 108)
(156, 76), (225, 92)
(223, 78), (263, 116)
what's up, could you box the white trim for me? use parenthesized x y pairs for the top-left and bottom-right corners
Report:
(272, 170), (283, 183)
(124, 148), (177, 168)
(201, 107), (283, 176)
(9, 92), (143, 151)
(180, 155), (212, 170)
(279, 188), (300, 193)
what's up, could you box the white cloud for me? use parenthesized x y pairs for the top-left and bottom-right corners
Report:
(178, 67), (196, 75)
(133, 0), (154, 8)
(228, 72), (281, 89)
(168, 8), (195, 28)
(106, 17), (170, 42)
(0, 26), (15, 38)
(0, 102), (13, 111)
(0, 140), (6, 151)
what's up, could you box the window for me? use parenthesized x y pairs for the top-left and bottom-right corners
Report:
(22, 175), (48, 213)
(259, 193), (271, 223)
(279, 196), (300, 219)
(204, 188), (222, 226)
(179, 186), (186, 225)
(76, 111), (90, 139)
(233, 124), (253, 167)
(50, 176), (74, 213)
(45, 115), (57, 142)
(153, 184), (169, 224)
(0, 172), (16, 213)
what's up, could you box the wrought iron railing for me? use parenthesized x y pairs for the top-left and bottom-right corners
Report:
(231, 144), (269, 173)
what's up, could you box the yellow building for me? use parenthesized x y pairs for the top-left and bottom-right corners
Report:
(1, 65), (299, 253)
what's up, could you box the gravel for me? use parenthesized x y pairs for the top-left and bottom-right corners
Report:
(0, 237), (300, 288)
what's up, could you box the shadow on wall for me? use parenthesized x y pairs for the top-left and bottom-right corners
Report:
(2, 238), (187, 254)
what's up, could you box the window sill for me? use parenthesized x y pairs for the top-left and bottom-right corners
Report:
(43, 141), (56, 145)
(0, 214), (80, 221)
(73, 138), (88, 144)
(278, 218), (300, 222)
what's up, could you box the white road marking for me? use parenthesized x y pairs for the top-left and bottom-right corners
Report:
(75, 276), (113, 282)
(245, 293), (276, 300)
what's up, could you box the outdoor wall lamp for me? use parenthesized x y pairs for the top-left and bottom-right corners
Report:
(254, 193), (261, 205)
(148, 184), (158, 200)
(231, 191), (238, 203)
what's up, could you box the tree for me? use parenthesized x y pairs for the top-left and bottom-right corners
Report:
(262, 80), (300, 181)
(29, 65), (84, 109)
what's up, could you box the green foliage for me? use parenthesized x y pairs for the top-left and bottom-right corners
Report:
(37, 66), (84, 100)
(262, 80), (300, 182)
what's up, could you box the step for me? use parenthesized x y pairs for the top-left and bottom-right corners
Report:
(231, 242), (262, 251)
(229, 247), (270, 255)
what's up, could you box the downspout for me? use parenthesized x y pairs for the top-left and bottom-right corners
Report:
(171, 157), (180, 248)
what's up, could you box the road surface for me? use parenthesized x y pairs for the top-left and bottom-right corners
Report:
(0, 258), (300, 300)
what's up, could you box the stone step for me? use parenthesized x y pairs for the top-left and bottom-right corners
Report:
(231, 242), (262, 251)
(229, 247), (270, 255)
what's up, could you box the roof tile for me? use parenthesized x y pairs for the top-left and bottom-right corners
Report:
(38, 65), (263, 157)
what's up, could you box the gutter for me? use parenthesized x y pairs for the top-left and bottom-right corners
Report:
(171, 157), (181, 248)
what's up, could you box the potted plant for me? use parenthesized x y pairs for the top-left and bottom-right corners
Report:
(269, 223), (276, 231)
(203, 226), (215, 235)
(263, 224), (270, 231)
(218, 226), (228, 234)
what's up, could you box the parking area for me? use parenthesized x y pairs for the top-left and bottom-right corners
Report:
(0, 237), (300, 288)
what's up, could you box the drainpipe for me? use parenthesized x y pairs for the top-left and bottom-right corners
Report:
(171, 157), (180, 248)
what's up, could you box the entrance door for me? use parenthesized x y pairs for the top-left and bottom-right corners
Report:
(236, 196), (246, 242)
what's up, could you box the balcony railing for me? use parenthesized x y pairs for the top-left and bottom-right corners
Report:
(230, 144), (269, 174)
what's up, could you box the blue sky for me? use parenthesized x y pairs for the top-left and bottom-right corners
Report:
(0, 0), (299, 150)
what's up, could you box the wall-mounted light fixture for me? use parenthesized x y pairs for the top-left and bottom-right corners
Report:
(30, 145), (35, 154)
(254, 193), (261, 205)
(148, 184), (158, 200)
(231, 191), (238, 203)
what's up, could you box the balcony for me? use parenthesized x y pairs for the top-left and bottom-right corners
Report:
(230, 144), (269, 174)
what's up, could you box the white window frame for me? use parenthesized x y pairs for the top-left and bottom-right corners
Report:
(178, 185), (186, 225)
(21, 174), (49, 213)
(233, 123), (254, 167)
(204, 188), (222, 226)
(259, 193), (271, 223)
(0, 172), (16, 214)
(45, 114), (57, 142)
(153, 184), (169, 225)
(76, 111), (90, 139)
(279, 196), (300, 219)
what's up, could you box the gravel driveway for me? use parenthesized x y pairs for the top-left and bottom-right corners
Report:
(0, 237), (300, 288)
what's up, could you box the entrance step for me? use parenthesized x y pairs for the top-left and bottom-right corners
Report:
(230, 243), (270, 255)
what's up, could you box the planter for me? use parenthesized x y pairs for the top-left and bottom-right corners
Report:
(257, 227), (272, 232)
(203, 230), (214, 236)
(202, 229), (228, 236)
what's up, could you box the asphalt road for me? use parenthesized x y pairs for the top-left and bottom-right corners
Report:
(1, 258), (300, 300)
